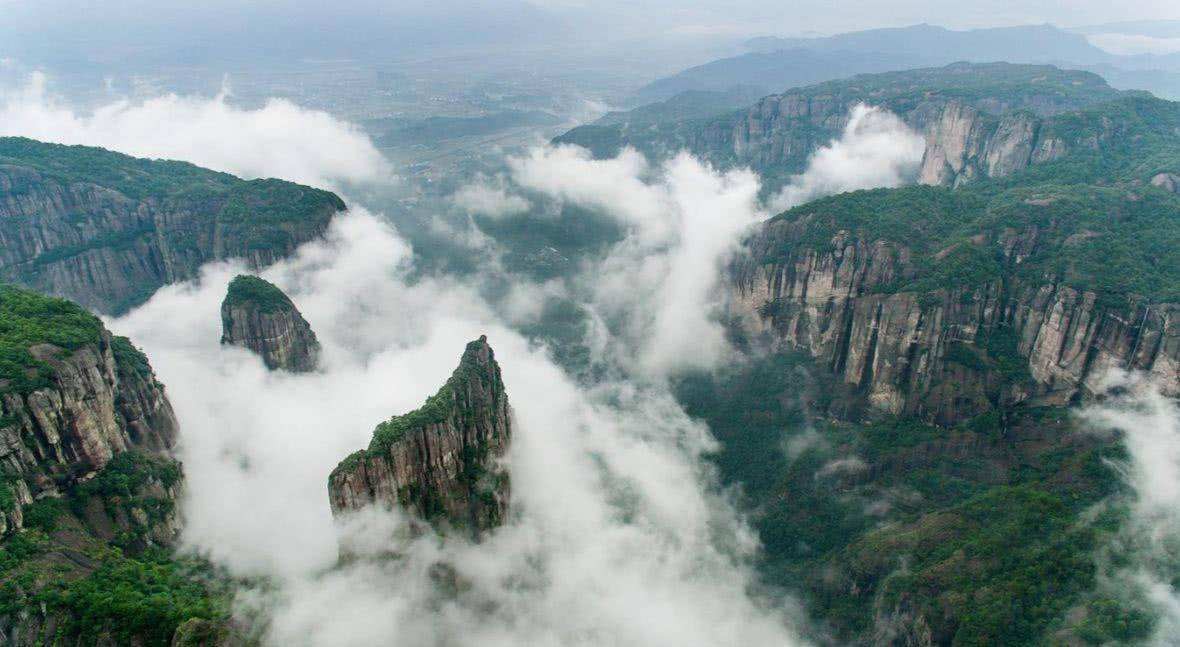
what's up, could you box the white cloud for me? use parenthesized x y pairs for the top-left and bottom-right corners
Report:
(451, 178), (531, 218)
(509, 146), (765, 377)
(1086, 32), (1180, 55)
(108, 206), (808, 645)
(0, 72), (390, 188)
(769, 103), (925, 213)
(510, 145), (671, 244)
(1081, 371), (1180, 644)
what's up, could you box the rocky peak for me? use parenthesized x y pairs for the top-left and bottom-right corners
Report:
(329, 336), (512, 539)
(220, 275), (320, 372)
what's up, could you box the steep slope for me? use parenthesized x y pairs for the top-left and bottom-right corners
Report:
(557, 63), (1135, 188)
(329, 337), (511, 539)
(0, 286), (232, 645)
(728, 178), (1180, 426)
(0, 137), (346, 314)
(220, 275), (320, 372)
(0, 285), (178, 533)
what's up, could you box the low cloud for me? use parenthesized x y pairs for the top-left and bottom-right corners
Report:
(1081, 371), (1180, 643)
(1086, 33), (1180, 55)
(0, 72), (390, 188)
(769, 104), (925, 213)
(451, 177), (531, 218)
(510, 146), (765, 377)
(109, 206), (808, 646)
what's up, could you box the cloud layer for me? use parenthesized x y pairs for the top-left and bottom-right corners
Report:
(0, 72), (389, 188)
(508, 145), (765, 376)
(109, 207), (806, 646)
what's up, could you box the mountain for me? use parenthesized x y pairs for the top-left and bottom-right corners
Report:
(0, 285), (230, 644)
(731, 182), (1180, 426)
(329, 336), (511, 540)
(633, 48), (923, 105)
(558, 63), (1134, 188)
(651, 66), (1180, 644)
(747, 24), (1113, 65)
(220, 275), (321, 373)
(0, 137), (346, 314)
(637, 24), (1180, 104)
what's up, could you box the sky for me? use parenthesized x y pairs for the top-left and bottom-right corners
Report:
(2, 0), (1179, 70)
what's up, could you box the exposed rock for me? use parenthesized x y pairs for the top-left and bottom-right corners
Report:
(220, 275), (320, 372)
(730, 219), (1180, 425)
(1152, 172), (1180, 193)
(329, 336), (511, 539)
(0, 137), (345, 314)
(0, 288), (179, 534)
(557, 63), (1130, 188)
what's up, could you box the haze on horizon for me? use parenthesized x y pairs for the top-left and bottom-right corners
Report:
(2, 0), (1180, 74)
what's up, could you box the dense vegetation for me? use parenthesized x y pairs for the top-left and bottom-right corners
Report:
(0, 137), (345, 314)
(675, 352), (1143, 644)
(0, 137), (238, 201)
(764, 171), (1180, 305)
(0, 452), (230, 645)
(0, 285), (104, 394)
(222, 274), (297, 314)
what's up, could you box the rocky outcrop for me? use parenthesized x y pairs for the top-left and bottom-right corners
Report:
(731, 221), (1180, 425)
(1152, 172), (1180, 193)
(0, 287), (178, 534)
(0, 137), (345, 314)
(220, 275), (320, 372)
(557, 63), (1131, 187)
(329, 336), (511, 539)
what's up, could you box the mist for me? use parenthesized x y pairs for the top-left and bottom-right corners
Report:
(769, 103), (926, 213)
(0, 72), (389, 188)
(9, 71), (816, 644)
(1082, 371), (1180, 643)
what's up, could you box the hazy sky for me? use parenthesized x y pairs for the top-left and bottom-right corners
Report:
(1, 0), (1179, 82)
(3, 0), (1178, 32)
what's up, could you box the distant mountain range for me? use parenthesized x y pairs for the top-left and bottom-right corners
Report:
(633, 23), (1180, 106)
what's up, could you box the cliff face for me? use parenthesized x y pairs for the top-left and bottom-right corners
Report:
(0, 138), (346, 314)
(0, 285), (180, 536)
(220, 275), (320, 372)
(556, 63), (1129, 187)
(0, 331), (178, 534)
(329, 337), (511, 539)
(730, 214), (1180, 426)
(729, 86), (1101, 188)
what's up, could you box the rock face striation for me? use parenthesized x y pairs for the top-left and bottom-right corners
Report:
(220, 275), (320, 372)
(329, 336), (512, 538)
(729, 198), (1180, 426)
(0, 137), (345, 314)
(0, 286), (179, 534)
(557, 63), (1134, 188)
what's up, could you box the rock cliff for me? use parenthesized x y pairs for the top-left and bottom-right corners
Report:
(329, 336), (511, 539)
(556, 63), (1130, 187)
(0, 286), (179, 534)
(0, 137), (346, 314)
(220, 275), (320, 372)
(726, 65), (1132, 188)
(729, 187), (1180, 425)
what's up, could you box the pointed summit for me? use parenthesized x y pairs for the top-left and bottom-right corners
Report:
(328, 336), (511, 538)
